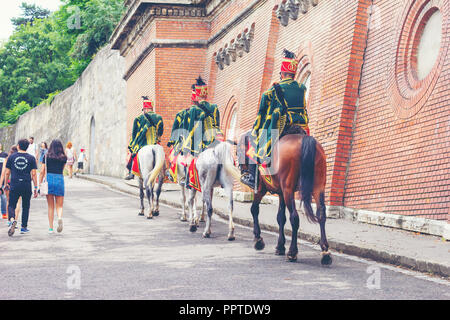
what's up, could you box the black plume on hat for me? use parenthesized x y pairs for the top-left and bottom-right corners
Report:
(196, 76), (206, 86)
(283, 49), (296, 59)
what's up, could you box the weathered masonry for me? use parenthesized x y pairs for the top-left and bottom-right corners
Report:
(111, 0), (449, 234)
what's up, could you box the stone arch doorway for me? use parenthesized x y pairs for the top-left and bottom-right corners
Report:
(89, 116), (95, 174)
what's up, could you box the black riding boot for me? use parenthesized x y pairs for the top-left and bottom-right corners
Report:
(240, 163), (256, 190)
(125, 155), (135, 180)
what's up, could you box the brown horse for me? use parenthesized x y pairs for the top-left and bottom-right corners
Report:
(238, 131), (332, 265)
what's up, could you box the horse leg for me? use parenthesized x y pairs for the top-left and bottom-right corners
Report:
(138, 178), (145, 216)
(193, 194), (200, 227)
(252, 188), (266, 250)
(200, 201), (206, 223)
(315, 191), (332, 266)
(275, 196), (287, 255)
(153, 177), (162, 217)
(202, 188), (213, 238)
(285, 191), (299, 262)
(225, 184), (235, 241)
(145, 181), (153, 220)
(188, 189), (197, 232)
(180, 184), (187, 222)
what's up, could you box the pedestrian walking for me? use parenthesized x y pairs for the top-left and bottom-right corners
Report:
(0, 144), (8, 220)
(65, 141), (76, 179)
(26, 137), (39, 160)
(4, 139), (38, 236)
(75, 148), (87, 175)
(39, 139), (67, 234)
(0, 145), (20, 224)
(38, 142), (48, 166)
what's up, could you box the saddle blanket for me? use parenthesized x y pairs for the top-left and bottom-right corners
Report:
(188, 158), (201, 192)
(131, 154), (141, 178)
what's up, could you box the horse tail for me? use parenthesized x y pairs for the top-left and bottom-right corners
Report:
(216, 142), (241, 182)
(300, 135), (318, 224)
(147, 145), (165, 188)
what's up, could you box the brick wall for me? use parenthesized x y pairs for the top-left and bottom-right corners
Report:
(344, 0), (450, 220)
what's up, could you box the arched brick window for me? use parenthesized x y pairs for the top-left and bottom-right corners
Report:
(296, 54), (313, 107)
(386, 0), (448, 119)
(227, 109), (238, 141)
(223, 97), (239, 141)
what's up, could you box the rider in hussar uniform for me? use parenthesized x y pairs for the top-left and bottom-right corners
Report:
(125, 96), (164, 180)
(240, 49), (310, 189)
(182, 76), (223, 158)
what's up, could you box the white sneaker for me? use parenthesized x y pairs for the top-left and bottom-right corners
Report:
(57, 219), (63, 233)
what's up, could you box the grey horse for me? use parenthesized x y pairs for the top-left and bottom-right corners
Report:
(187, 141), (241, 241)
(136, 144), (166, 219)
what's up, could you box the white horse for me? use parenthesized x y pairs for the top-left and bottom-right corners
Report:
(187, 141), (241, 241)
(137, 144), (166, 219)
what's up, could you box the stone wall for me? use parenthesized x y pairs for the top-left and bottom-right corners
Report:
(0, 45), (128, 177)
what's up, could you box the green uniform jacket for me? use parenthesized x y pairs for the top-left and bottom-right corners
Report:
(128, 112), (164, 155)
(183, 101), (222, 156)
(168, 108), (189, 155)
(251, 78), (308, 163)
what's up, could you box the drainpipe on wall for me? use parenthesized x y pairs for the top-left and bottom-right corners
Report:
(342, 0), (374, 207)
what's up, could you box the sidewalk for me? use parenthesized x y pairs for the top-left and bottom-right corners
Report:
(77, 174), (450, 278)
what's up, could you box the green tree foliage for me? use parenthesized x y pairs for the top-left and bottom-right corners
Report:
(11, 2), (51, 28)
(4, 101), (31, 124)
(0, 0), (124, 124)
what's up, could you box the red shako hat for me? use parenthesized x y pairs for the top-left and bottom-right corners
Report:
(194, 76), (208, 100)
(142, 96), (153, 110)
(280, 49), (298, 74)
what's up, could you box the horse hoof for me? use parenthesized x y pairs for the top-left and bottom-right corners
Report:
(275, 249), (285, 256)
(152, 211), (159, 217)
(189, 225), (197, 233)
(321, 252), (332, 266)
(147, 216), (153, 220)
(286, 254), (297, 262)
(202, 233), (210, 238)
(254, 238), (265, 251)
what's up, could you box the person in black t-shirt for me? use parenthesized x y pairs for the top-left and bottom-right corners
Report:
(4, 139), (38, 236)
(0, 145), (19, 223)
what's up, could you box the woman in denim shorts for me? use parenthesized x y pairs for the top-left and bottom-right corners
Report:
(39, 140), (67, 234)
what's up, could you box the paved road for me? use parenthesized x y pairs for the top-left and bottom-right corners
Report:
(1, 178), (449, 300)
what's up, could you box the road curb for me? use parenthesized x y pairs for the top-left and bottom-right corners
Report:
(77, 175), (450, 278)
